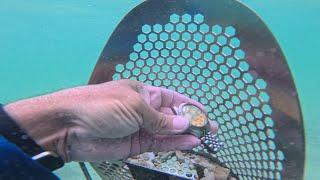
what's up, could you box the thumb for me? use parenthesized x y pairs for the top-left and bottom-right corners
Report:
(142, 106), (190, 134)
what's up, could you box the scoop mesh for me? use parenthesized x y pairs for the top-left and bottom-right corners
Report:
(109, 13), (284, 180)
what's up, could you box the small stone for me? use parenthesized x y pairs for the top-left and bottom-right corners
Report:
(142, 152), (155, 161)
(201, 168), (215, 180)
(214, 166), (230, 180)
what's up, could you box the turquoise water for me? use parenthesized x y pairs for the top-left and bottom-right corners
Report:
(0, 0), (319, 179)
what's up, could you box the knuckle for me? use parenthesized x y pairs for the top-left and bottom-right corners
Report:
(128, 91), (145, 108)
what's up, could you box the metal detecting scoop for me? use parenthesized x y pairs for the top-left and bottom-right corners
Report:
(86, 0), (305, 179)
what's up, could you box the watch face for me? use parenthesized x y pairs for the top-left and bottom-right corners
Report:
(180, 104), (208, 128)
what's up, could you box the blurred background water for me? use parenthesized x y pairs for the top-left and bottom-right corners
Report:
(0, 0), (319, 179)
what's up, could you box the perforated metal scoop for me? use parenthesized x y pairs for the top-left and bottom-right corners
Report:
(87, 0), (305, 179)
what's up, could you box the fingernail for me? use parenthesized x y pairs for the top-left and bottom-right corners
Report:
(173, 116), (189, 131)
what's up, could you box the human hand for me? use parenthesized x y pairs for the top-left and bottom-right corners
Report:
(5, 80), (218, 162)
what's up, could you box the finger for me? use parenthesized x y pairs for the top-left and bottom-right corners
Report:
(142, 106), (189, 134)
(67, 136), (132, 162)
(144, 85), (206, 112)
(159, 107), (175, 115)
(209, 120), (219, 134)
(148, 134), (201, 152)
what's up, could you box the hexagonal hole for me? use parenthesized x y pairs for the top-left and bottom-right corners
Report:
(191, 67), (201, 75)
(230, 68), (241, 78)
(150, 49), (159, 58)
(238, 61), (249, 72)
(223, 75), (233, 85)
(187, 23), (198, 33)
(219, 64), (229, 74)
(204, 52), (213, 61)
(125, 61), (134, 70)
(224, 26), (236, 37)
(132, 68), (141, 76)
(255, 78), (267, 89)
(148, 72), (156, 80)
(222, 46), (232, 56)
(135, 59), (145, 68)
(227, 85), (237, 95)
(171, 49), (180, 57)
(162, 64), (170, 72)
(181, 49), (191, 58)
(154, 41), (164, 50)
(176, 57), (186, 65)
(137, 34), (147, 43)
(217, 35), (227, 46)
(170, 13), (180, 24)
(203, 69), (211, 77)
(187, 41), (197, 50)
(122, 69), (131, 78)
(246, 85), (257, 95)
(146, 58), (155, 66)
(197, 59), (206, 68)
(176, 41), (185, 50)
(141, 24), (152, 34)
(199, 24), (209, 34)
(167, 57), (175, 65)
(181, 14), (192, 24)
(234, 49), (245, 59)
(187, 58), (196, 67)
(213, 71), (222, 80)
(170, 64), (180, 73)
(266, 129), (275, 139)
(250, 97), (261, 107)
(187, 73), (195, 81)
(152, 65), (161, 73)
(138, 74), (147, 81)
(164, 23), (174, 32)
(159, 32), (169, 41)
(148, 33), (158, 42)
(215, 54), (225, 64)
(230, 37), (240, 48)
(242, 72), (254, 83)
(133, 43), (143, 52)
(193, 32), (203, 43)
(262, 104), (272, 115)
(177, 72), (186, 80)
(239, 91), (249, 100)
(167, 71), (175, 79)
(212, 25), (222, 35)
(144, 42), (153, 51)
(210, 44), (220, 54)
(194, 14), (204, 24)
(160, 49), (169, 57)
(142, 66), (151, 74)
(152, 24), (162, 33)
(199, 42), (208, 52)
(115, 64), (124, 73)
(170, 32), (180, 41)
(208, 61), (217, 71)
(259, 91), (270, 102)
(204, 34), (215, 44)
(182, 65), (191, 73)
(176, 23), (186, 32)
(181, 32), (191, 42)
(139, 50), (149, 59)
(192, 50), (202, 60)
(129, 52), (139, 61)
(165, 41), (175, 50)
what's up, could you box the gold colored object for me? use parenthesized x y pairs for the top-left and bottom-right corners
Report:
(175, 103), (210, 137)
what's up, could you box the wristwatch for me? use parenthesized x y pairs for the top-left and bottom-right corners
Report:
(0, 104), (64, 171)
(174, 103), (223, 153)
